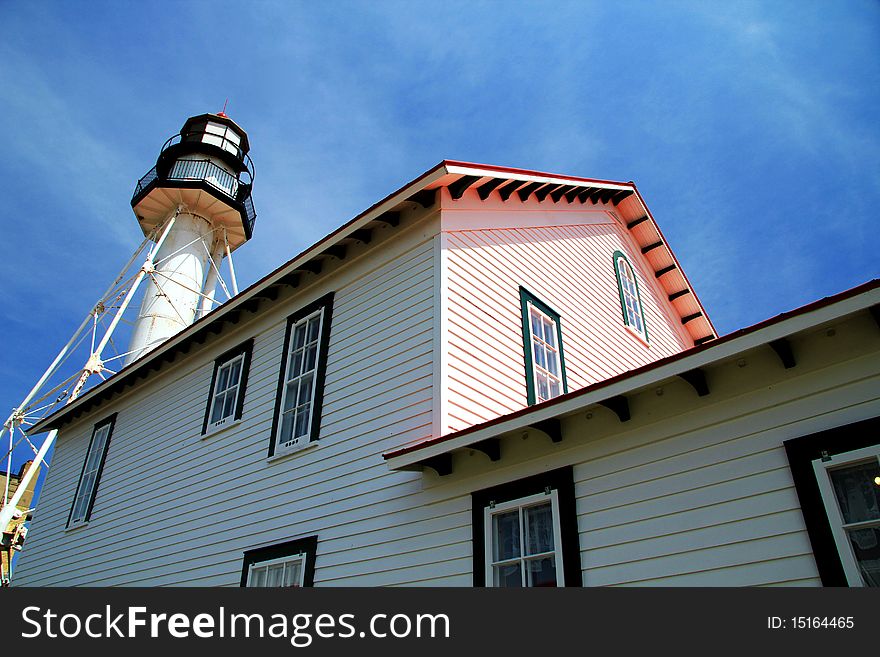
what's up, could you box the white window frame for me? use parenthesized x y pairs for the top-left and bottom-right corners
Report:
(527, 303), (564, 404)
(812, 444), (880, 587)
(69, 420), (113, 526)
(483, 490), (565, 587)
(615, 253), (647, 340)
(206, 352), (246, 432)
(246, 553), (307, 588)
(275, 308), (325, 455)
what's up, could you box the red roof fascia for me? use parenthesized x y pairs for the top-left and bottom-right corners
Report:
(442, 159), (632, 188)
(629, 182), (719, 338)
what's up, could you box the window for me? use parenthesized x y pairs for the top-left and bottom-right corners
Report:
(485, 491), (564, 587)
(519, 287), (568, 406)
(472, 466), (581, 587)
(612, 250), (648, 341)
(813, 446), (880, 586)
(202, 339), (253, 434)
(68, 414), (116, 526)
(269, 293), (334, 457)
(784, 417), (880, 586)
(241, 536), (317, 587)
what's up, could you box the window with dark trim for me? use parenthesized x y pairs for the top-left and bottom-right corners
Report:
(612, 250), (648, 341)
(519, 287), (568, 406)
(472, 466), (581, 587)
(784, 416), (880, 586)
(67, 413), (117, 526)
(268, 292), (334, 457)
(202, 339), (254, 434)
(240, 535), (318, 587)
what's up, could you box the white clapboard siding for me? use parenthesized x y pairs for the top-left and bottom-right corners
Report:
(568, 336), (880, 587)
(14, 195), (878, 589)
(14, 212), (481, 587)
(443, 221), (692, 433)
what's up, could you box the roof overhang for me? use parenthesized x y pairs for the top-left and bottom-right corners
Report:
(383, 279), (880, 474)
(30, 160), (717, 434)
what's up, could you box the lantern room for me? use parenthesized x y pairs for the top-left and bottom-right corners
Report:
(130, 112), (256, 253)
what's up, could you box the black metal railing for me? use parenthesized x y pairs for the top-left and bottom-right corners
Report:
(242, 195), (256, 236)
(132, 160), (257, 236)
(134, 166), (158, 198)
(160, 132), (255, 185)
(169, 159), (239, 197)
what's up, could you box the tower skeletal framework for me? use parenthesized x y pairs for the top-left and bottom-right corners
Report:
(0, 113), (257, 582)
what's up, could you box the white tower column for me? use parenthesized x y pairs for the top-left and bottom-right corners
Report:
(125, 211), (214, 364)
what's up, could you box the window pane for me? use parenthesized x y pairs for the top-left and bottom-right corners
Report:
(73, 471), (97, 522)
(305, 344), (318, 372)
(293, 324), (307, 350)
(216, 365), (229, 392)
(266, 564), (284, 587)
(546, 352), (559, 376)
(534, 343), (546, 369)
(298, 374), (314, 405)
(284, 560), (303, 587)
(283, 382), (299, 411)
(307, 316), (321, 342)
(530, 311), (541, 336)
(250, 568), (267, 587)
(526, 557), (557, 587)
(536, 373), (550, 402)
(492, 510), (520, 561)
(279, 411), (295, 442)
(227, 359), (242, 387)
(210, 394), (225, 423)
(72, 486), (89, 522)
(549, 379), (560, 398)
(830, 461), (880, 524)
(289, 350), (304, 380)
(85, 427), (109, 470)
(294, 407), (311, 438)
(222, 389), (237, 418)
(493, 563), (522, 587)
(846, 527), (880, 586)
(525, 502), (554, 555)
(84, 444), (103, 472)
(542, 319), (555, 347)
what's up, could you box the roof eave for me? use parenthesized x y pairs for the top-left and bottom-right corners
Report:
(384, 279), (880, 470)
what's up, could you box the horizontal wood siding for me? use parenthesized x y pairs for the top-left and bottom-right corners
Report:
(14, 213), (475, 587)
(568, 319), (878, 586)
(443, 222), (691, 433)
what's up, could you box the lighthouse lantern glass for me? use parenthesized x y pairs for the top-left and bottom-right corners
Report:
(203, 121), (242, 157)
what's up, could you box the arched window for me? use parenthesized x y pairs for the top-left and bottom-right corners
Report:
(613, 251), (648, 341)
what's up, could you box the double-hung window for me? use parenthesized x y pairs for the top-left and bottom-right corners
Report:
(68, 414), (116, 526)
(612, 250), (648, 341)
(202, 340), (253, 434)
(519, 287), (568, 405)
(248, 554), (307, 587)
(485, 491), (564, 587)
(784, 417), (880, 586)
(269, 293), (334, 457)
(472, 466), (580, 587)
(813, 446), (880, 586)
(241, 536), (317, 587)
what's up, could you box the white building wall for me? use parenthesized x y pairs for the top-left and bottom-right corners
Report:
(15, 209), (474, 586)
(15, 217), (878, 587)
(397, 309), (875, 587)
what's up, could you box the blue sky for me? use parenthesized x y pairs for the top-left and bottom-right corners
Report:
(0, 0), (878, 476)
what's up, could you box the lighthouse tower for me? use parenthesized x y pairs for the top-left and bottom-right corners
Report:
(126, 113), (256, 363)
